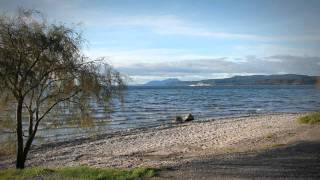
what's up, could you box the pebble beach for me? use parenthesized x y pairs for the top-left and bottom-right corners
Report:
(2, 113), (315, 169)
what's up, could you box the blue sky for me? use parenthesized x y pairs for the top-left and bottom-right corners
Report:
(1, 0), (320, 84)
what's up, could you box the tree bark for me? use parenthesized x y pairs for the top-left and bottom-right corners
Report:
(22, 134), (34, 166)
(28, 112), (33, 137)
(16, 97), (25, 169)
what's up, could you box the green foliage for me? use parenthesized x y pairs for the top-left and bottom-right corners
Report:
(298, 112), (320, 124)
(0, 116), (15, 130)
(0, 136), (16, 157)
(0, 8), (125, 125)
(0, 8), (126, 168)
(0, 166), (157, 180)
(0, 167), (54, 180)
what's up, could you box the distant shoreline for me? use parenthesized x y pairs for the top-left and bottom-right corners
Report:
(132, 84), (317, 87)
(143, 74), (318, 86)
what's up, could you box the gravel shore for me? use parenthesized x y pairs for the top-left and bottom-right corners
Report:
(1, 113), (318, 170)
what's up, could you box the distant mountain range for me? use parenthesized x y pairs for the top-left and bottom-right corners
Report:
(143, 74), (318, 86)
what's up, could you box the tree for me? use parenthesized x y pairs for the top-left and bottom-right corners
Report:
(0, 9), (125, 169)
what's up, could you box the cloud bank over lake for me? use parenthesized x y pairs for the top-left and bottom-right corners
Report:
(117, 55), (320, 83)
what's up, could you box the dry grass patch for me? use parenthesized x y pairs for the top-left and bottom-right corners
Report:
(298, 112), (320, 124)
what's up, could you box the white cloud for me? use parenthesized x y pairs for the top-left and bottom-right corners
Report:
(83, 48), (224, 66)
(117, 55), (320, 84)
(84, 44), (320, 69)
(90, 14), (320, 42)
(95, 15), (320, 42)
(234, 44), (320, 57)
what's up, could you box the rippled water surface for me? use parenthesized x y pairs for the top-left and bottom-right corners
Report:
(21, 85), (320, 143)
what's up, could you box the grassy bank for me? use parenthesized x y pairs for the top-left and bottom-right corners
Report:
(0, 166), (158, 180)
(298, 112), (320, 124)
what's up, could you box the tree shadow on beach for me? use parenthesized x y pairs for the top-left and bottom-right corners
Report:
(159, 140), (320, 179)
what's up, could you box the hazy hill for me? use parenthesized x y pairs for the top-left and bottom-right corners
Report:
(144, 78), (181, 86)
(143, 74), (318, 86)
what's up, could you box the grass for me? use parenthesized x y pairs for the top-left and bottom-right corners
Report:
(298, 112), (320, 124)
(271, 143), (286, 148)
(266, 134), (274, 139)
(0, 166), (158, 180)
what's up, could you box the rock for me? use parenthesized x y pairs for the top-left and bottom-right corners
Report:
(173, 116), (183, 123)
(184, 113), (194, 122)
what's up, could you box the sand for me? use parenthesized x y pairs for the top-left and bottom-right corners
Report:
(1, 113), (318, 169)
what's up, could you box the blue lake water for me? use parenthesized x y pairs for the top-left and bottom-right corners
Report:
(32, 85), (320, 143)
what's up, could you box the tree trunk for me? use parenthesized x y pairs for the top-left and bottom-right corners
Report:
(16, 97), (25, 169)
(23, 131), (36, 167)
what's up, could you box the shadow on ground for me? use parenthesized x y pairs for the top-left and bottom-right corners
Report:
(157, 141), (320, 179)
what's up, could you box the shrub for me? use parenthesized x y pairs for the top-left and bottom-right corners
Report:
(298, 112), (320, 124)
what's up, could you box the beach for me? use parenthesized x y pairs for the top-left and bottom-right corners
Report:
(1, 113), (318, 170)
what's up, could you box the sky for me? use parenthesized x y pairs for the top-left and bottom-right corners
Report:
(1, 0), (320, 84)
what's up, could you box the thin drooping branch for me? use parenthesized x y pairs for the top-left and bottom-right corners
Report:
(0, 8), (126, 169)
(37, 89), (81, 123)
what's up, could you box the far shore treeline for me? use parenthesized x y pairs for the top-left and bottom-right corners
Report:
(144, 74), (319, 86)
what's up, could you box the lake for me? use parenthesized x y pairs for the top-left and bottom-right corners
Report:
(22, 85), (320, 143)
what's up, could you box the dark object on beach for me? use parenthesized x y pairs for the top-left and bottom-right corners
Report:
(174, 116), (184, 123)
(184, 114), (194, 122)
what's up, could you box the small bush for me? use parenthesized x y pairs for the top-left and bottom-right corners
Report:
(298, 112), (320, 124)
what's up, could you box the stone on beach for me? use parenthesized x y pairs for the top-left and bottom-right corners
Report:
(173, 116), (184, 123)
(184, 113), (194, 122)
